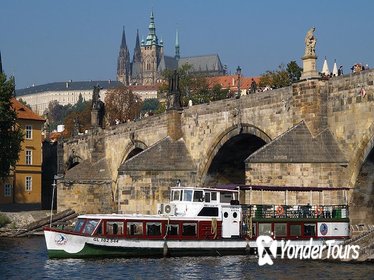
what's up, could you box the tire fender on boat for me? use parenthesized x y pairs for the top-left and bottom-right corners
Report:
(276, 206), (284, 215)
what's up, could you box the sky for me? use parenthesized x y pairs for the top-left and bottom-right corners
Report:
(1, 0), (373, 89)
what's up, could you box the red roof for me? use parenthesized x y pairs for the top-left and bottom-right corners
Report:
(12, 98), (45, 122)
(207, 75), (260, 90)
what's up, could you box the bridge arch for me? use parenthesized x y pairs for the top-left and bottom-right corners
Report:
(121, 140), (148, 163)
(348, 121), (374, 224)
(199, 124), (271, 186)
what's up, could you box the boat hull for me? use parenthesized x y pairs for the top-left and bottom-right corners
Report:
(44, 228), (344, 259)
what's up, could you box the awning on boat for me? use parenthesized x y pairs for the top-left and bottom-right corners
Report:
(214, 184), (350, 192)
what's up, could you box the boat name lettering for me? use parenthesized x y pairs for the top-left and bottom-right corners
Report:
(93, 237), (119, 243)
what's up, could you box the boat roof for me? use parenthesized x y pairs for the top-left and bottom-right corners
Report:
(78, 213), (221, 221)
(170, 186), (239, 193)
(216, 184), (350, 192)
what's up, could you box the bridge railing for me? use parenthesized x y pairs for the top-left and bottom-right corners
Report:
(242, 204), (349, 219)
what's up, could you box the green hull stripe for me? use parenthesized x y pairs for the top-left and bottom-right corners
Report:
(48, 243), (250, 259)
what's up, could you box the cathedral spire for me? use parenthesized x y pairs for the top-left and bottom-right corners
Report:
(145, 10), (159, 46)
(121, 26), (128, 49)
(133, 29), (142, 63)
(175, 29), (180, 60)
(0, 51), (3, 74)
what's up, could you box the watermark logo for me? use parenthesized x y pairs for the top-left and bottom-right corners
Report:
(54, 233), (67, 245)
(256, 236), (360, 266)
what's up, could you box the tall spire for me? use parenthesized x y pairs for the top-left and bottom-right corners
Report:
(0, 50), (3, 74)
(175, 29), (180, 60)
(121, 26), (128, 49)
(145, 10), (159, 46)
(133, 29), (142, 63)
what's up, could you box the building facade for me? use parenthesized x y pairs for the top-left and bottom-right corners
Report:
(117, 11), (226, 86)
(0, 98), (45, 205)
(16, 80), (122, 115)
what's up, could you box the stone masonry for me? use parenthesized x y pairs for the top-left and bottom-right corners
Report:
(58, 70), (374, 224)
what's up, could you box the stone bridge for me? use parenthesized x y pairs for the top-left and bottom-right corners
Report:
(58, 70), (374, 225)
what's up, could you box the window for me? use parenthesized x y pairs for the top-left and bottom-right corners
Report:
(127, 222), (143, 236)
(182, 190), (193, 202)
(166, 224), (179, 236)
(26, 150), (32, 165)
(25, 125), (32, 139)
(304, 224), (316, 237)
(274, 223), (287, 237)
(211, 192), (217, 201)
(205, 193), (211, 202)
(258, 223), (272, 236)
(220, 192), (232, 203)
(193, 191), (204, 202)
(146, 222), (161, 236)
(82, 220), (99, 235)
(74, 219), (85, 232)
(182, 223), (197, 236)
(25, 176), (32, 191)
(290, 224), (302, 236)
(171, 190), (180, 201)
(198, 207), (219, 217)
(4, 184), (12, 197)
(106, 221), (124, 235)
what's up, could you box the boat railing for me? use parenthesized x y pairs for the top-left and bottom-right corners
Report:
(242, 204), (349, 219)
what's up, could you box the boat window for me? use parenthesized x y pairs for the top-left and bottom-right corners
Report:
(211, 192), (217, 201)
(220, 192), (232, 203)
(274, 223), (287, 237)
(198, 207), (219, 217)
(95, 222), (103, 235)
(127, 222), (143, 236)
(182, 223), (197, 236)
(74, 219), (85, 232)
(166, 224), (179, 236)
(146, 222), (162, 236)
(193, 191), (204, 202)
(205, 193), (211, 202)
(304, 224), (316, 236)
(106, 221), (124, 235)
(258, 223), (272, 236)
(183, 190), (193, 202)
(82, 220), (99, 235)
(172, 190), (181, 201)
(290, 224), (302, 236)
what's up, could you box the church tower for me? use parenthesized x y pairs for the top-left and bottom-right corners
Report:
(117, 27), (131, 85)
(131, 29), (143, 85)
(175, 30), (180, 60)
(0, 51), (3, 74)
(140, 11), (164, 85)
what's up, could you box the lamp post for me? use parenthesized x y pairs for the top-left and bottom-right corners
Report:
(236, 66), (241, 99)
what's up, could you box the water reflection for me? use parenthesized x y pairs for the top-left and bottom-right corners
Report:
(1, 237), (373, 280)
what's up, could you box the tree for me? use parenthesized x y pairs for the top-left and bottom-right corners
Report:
(141, 98), (160, 113)
(63, 99), (92, 137)
(287, 61), (303, 82)
(104, 85), (143, 125)
(0, 73), (23, 179)
(259, 64), (292, 89)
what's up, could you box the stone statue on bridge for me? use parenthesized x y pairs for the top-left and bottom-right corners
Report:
(91, 85), (105, 128)
(304, 27), (317, 57)
(167, 70), (182, 110)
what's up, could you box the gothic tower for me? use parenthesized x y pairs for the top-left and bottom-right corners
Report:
(117, 27), (131, 85)
(0, 51), (3, 74)
(140, 11), (164, 85)
(131, 29), (143, 85)
(175, 30), (180, 60)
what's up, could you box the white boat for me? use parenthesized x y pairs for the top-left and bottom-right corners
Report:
(44, 185), (350, 258)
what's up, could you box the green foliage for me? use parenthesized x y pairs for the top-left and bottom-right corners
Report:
(141, 98), (160, 113)
(18, 98), (31, 109)
(0, 213), (11, 228)
(45, 93), (90, 132)
(259, 64), (292, 89)
(160, 64), (229, 106)
(63, 100), (92, 137)
(0, 73), (24, 179)
(287, 61), (303, 82)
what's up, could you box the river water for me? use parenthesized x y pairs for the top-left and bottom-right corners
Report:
(0, 236), (373, 280)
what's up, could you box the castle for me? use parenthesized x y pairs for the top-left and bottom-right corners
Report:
(117, 11), (225, 86)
